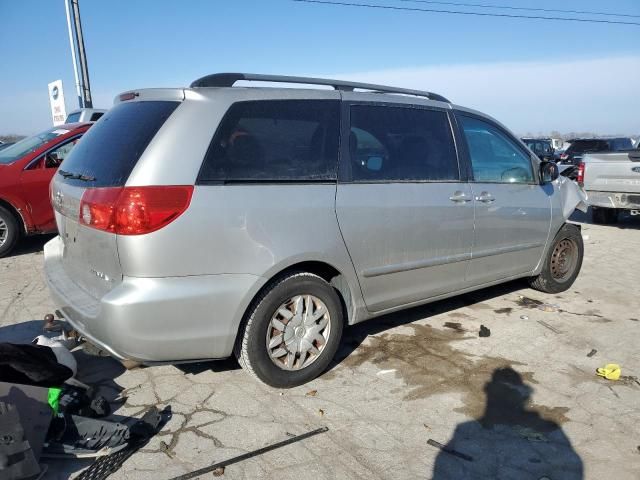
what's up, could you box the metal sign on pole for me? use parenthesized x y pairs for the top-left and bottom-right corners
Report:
(48, 80), (67, 126)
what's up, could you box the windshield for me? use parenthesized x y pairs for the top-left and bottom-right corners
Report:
(0, 127), (70, 164)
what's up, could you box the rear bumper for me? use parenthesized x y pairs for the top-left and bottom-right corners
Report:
(586, 190), (640, 210)
(44, 236), (263, 362)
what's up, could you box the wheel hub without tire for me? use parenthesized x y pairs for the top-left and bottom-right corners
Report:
(266, 294), (331, 371)
(550, 238), (577, 282)
(0, 218), (7, 248)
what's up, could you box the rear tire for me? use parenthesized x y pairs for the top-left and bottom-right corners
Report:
(0, 206), (21, 258)
(529, 224), (583, 294)
(235, 272), (344, 388)
(592, 207), (618, 224)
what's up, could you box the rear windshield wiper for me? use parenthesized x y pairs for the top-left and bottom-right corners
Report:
(58, 169), (96, 182)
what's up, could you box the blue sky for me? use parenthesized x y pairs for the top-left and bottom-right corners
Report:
(1, 0), (639, 135)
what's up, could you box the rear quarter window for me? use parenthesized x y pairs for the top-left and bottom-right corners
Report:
(58, 101), (179, 187)
(611, 138), (633, 151)
(198, 100), (340, 183)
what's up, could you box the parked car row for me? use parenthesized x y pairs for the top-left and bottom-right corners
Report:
(521, 136), (640, 224)
(558, 137), (635, 166)
(41, 73), (587, 387)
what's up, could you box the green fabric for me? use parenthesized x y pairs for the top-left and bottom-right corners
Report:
(48, 387), (63, 414)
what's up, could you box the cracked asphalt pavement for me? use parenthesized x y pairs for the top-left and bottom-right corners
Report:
(1, 212), (639, 479)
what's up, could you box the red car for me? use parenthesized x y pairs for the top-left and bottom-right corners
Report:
(0, 123), (91, 257)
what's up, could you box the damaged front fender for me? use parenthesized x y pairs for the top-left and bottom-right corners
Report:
(556, 176), (588, 220)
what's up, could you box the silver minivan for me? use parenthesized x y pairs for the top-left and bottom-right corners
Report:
(45, 74), (585, 387)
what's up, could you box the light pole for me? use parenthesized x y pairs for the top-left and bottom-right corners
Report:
(64, 0), (93, 109)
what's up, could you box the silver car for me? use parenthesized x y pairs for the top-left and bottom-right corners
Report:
(45, 73), (585, 387)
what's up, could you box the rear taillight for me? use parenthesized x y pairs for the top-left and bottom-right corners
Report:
(577, 162), (585, 186)
(79, 186), (193, 235)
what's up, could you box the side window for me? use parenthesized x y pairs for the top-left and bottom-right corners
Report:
(348, 105), (459, 182)
(458, 115), (534, 184)
(90, 112), (104, 121)
(66, 112), (81, 123)
(44, 138), (80, 168)
(200, 100), (340, 182)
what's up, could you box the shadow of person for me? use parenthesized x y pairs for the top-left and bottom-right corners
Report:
(431, 367), (583, 480)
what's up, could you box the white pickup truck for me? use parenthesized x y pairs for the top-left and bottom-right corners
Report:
(579, 149), (640, 223)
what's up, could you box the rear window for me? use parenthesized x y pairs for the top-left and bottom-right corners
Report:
(90, 112), (104, 121)
(58, 101), (179, 187)
(199, 100), (340, 183)
(567, 140), (610, 154)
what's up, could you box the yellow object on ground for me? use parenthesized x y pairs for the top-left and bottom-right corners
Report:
(596, 364), (621, 381)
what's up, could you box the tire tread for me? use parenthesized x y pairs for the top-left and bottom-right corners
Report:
(234, 271), (326, 384)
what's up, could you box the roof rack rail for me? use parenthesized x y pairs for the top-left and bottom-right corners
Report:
(189, 73), (450, 103)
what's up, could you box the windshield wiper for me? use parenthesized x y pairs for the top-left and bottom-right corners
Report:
(58, 170), (96, 182)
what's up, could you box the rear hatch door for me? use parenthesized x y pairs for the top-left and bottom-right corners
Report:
(52, 96), (182, 300)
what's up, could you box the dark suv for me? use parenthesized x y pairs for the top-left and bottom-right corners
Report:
(522, 138), (555, 162)
(559, 138), (634, 165)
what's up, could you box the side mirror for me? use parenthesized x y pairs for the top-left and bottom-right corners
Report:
(540, 161), (559, 183)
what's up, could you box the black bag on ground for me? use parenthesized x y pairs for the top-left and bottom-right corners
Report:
(0, 343), (73, 387)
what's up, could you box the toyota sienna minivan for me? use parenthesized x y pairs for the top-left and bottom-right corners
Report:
(45, 73), (584, 387)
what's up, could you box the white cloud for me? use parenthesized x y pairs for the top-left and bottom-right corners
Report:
(4, 56), (639, 136)
(325, 56), (640, 135)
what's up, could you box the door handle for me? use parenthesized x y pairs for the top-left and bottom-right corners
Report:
(475, 191), (495, 203)
(449, 191), (471, 203)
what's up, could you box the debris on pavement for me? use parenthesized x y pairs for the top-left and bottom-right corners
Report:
(0, 342), (75, 387)
(212, 466), (225, 477)
(427, 438), (473, 462)
(376, 369), (396, 376)
(443, 322), (465, 333)
(587, 349), (598, 358)
(159, 440), (175, 458)
(479, 325), (491, 337)
(596, 364), (621, 381)
(537, 320), (561, 334)
(537, 303), (559, 313)
(75, 406), (167, 480)
(168, 427), (329, 480)
(520, 315), (529, 320)
(44, 414), (131, 458)
(517, 296), (544, 308)
(318, 409), (325, 417)
(305, 389), (317, 397)
(517, 296), (559, 313)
